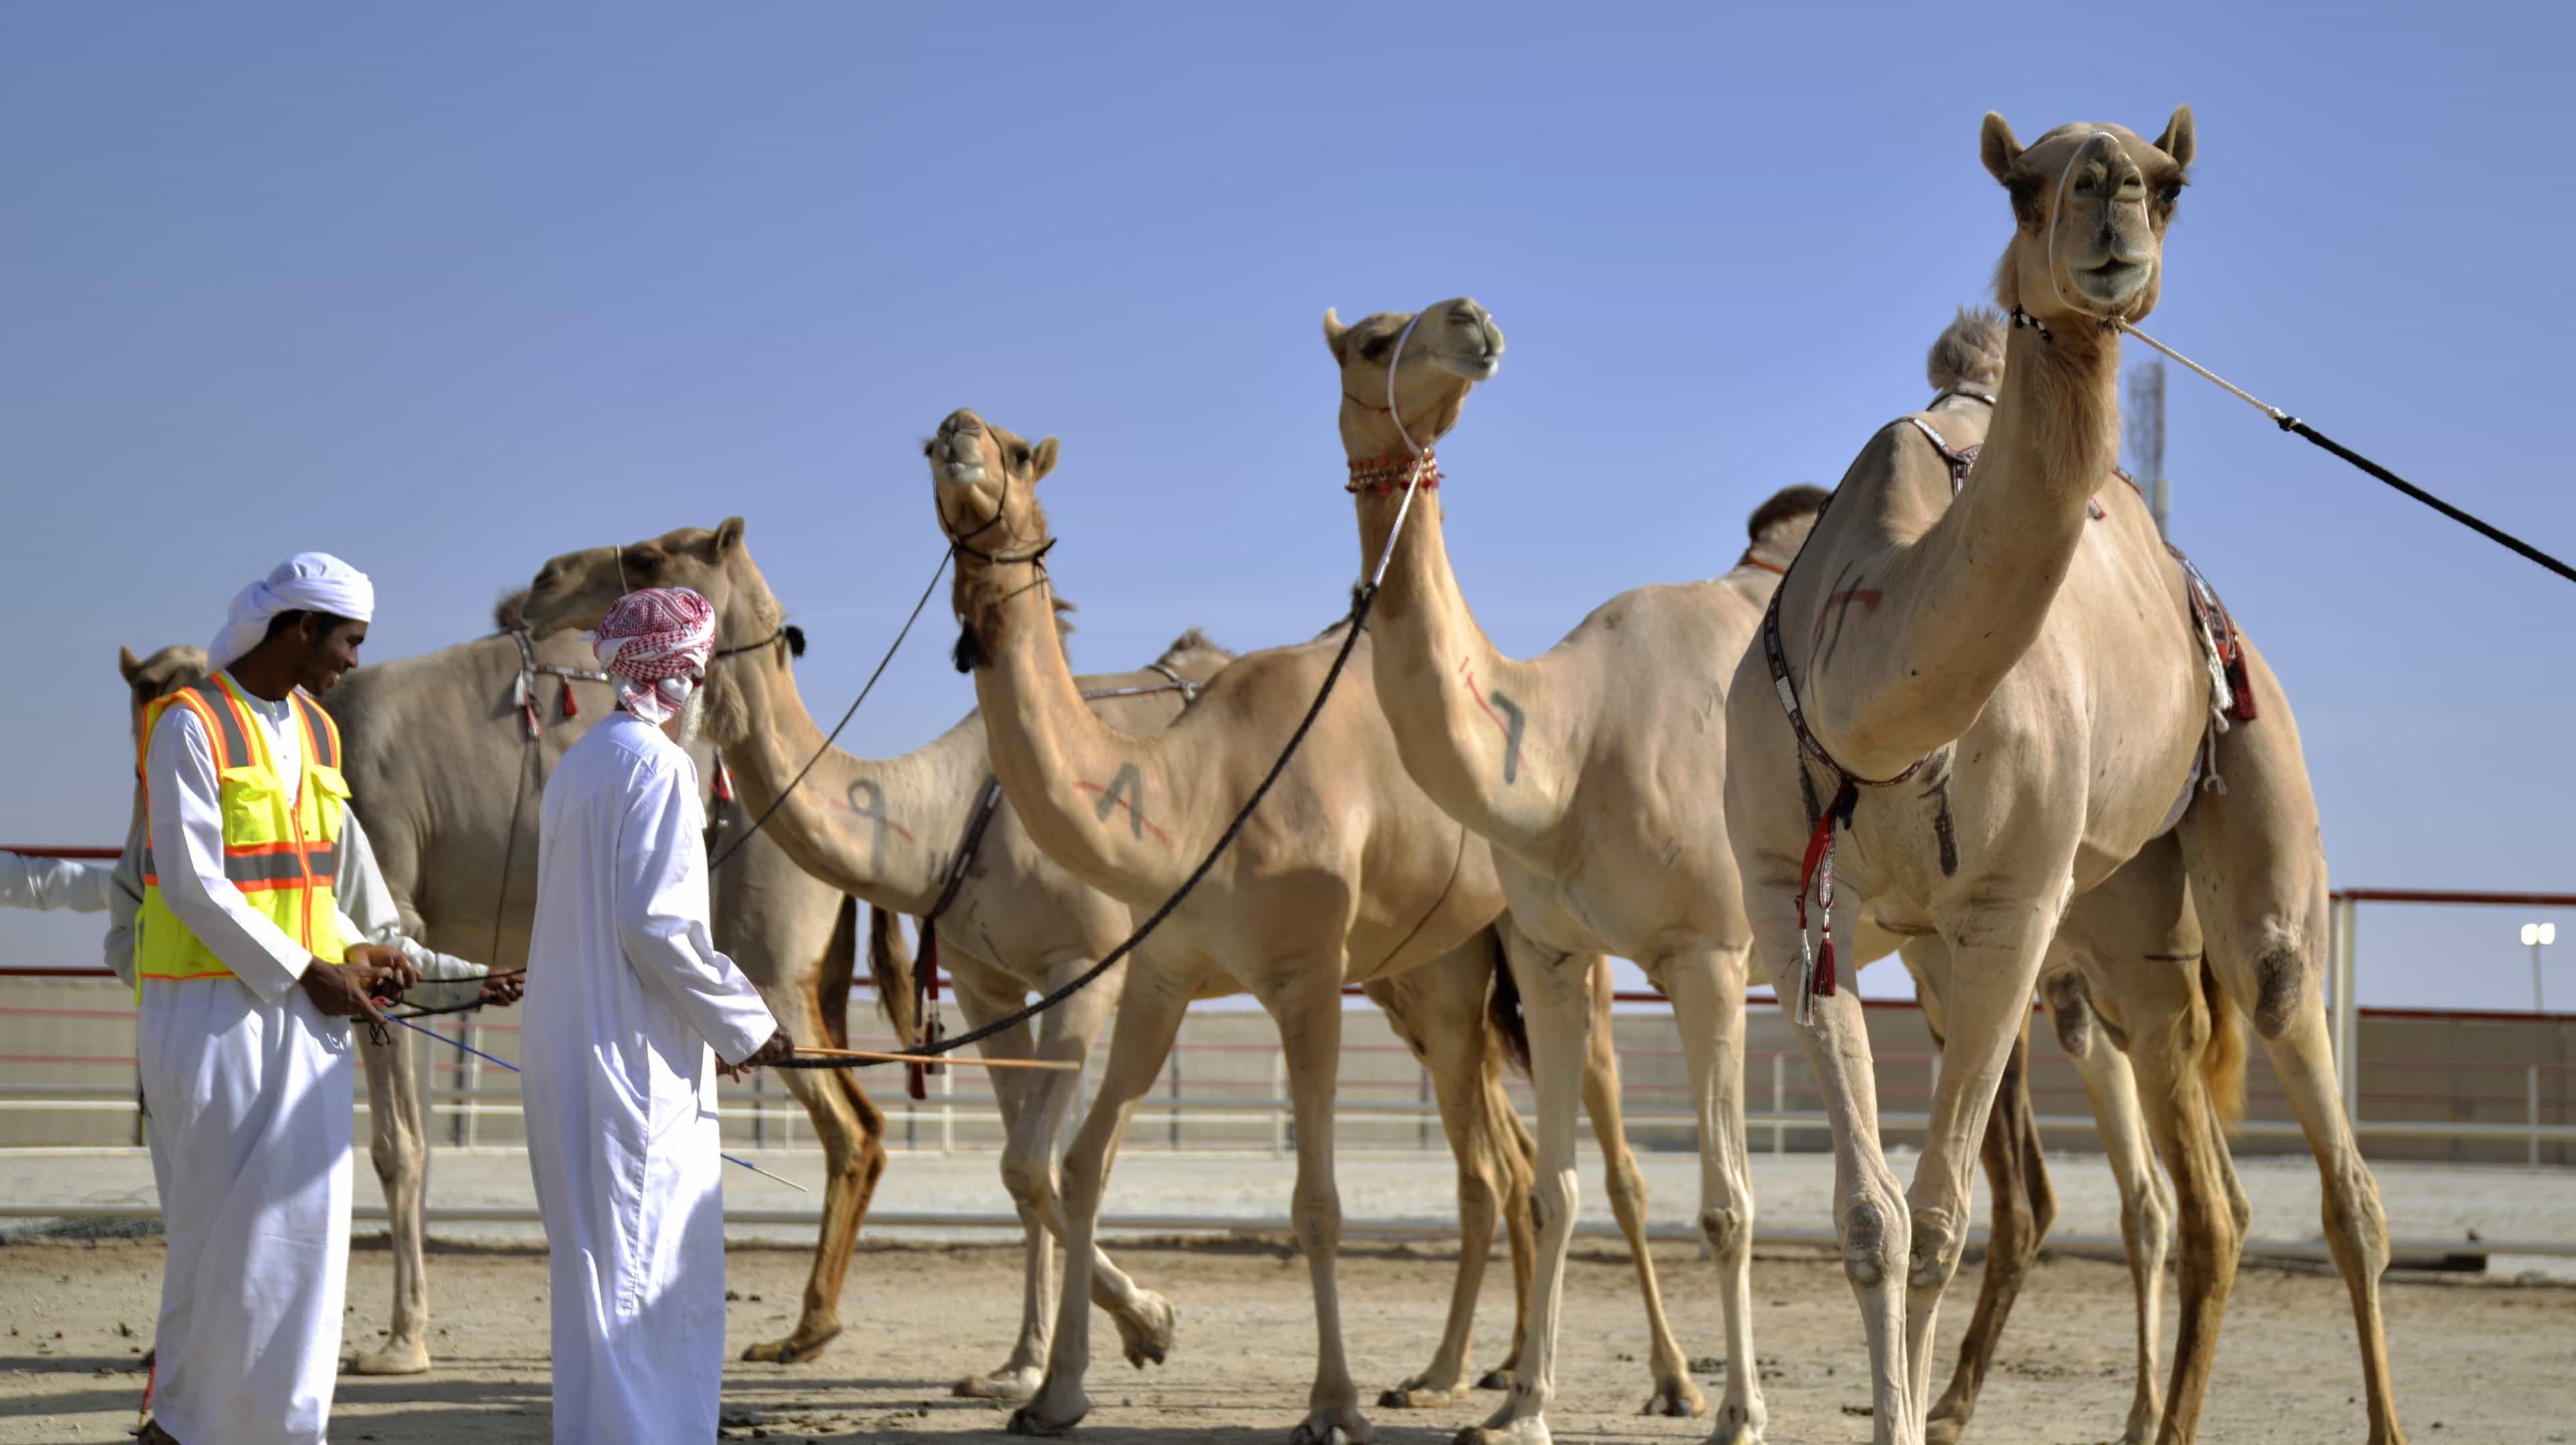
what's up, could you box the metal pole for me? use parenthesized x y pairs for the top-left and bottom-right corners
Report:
(2335, 897), (2362, 1123)
(1269, 1051), (1286, 1157)
(1770, 1053), (1785, 1155)
(2533, 942), (2547, 1169)
(1168, 1037), (1183, 1150)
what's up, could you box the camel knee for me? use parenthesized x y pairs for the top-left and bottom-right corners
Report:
(1292, 1179), (1344, 1254)
(1839, 1193), (1907, 1290)
(1000, 1149), (1058, 1211)
(1699, 1203), (1750, 1262)
(368, 1129), (422, 1186)
(1527, 1171), (1579, 1244)
(2043, 972), (2093, 1059)
(2321, 1155), (2390, 1259)
(1908, 1204), (1970, 1293)
(2252, 943), (2308, 1040)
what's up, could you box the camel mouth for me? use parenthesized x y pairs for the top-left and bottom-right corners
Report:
(932, 456), (988, 488)
(2072, 257), (2150, 304)
(1436, 351), (1501, 383)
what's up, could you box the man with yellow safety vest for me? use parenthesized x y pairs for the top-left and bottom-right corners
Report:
(132, 553), (418, 1445)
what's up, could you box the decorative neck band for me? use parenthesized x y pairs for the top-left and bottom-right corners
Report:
(1346, 451), (1439, 496)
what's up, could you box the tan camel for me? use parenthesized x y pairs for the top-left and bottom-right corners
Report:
(118, 603), (854, 1376)
(920, 409), (1722, 1445)
(511, 525), (1685, 1411)
(1723, 109), (2402, 1444)
(1327, 294), (1805, 1445)
(1327, 296), (2201, 1445)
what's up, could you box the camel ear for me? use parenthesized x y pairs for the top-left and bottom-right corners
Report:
(712, 516), (746, 555)
(1981, 112), (2022, 185)
(2154, 105), (2195, 170)
(118, 645), (143, 682)
(1322, 308), (1352, 363)
(1028, 438), (1059, 483)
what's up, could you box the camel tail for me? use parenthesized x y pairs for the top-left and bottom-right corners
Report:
(2200, 957), (2247, 1131)
(1926, 305), (2008, 395)
(1487, 949), (1532, 1078)
(865, 903), (919, 1048)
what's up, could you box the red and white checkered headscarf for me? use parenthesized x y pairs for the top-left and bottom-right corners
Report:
(593, 586), (716, 724)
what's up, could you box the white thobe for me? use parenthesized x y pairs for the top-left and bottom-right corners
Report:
(0, 849), (112, 912)
(135, 677), (355, 1445)
(521, 711), (776, 1445)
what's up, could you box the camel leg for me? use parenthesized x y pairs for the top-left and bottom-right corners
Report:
(2109, 984), (2237, 1445)
(1461, 917), (1587, 1445)
(2177, 644), (2404, 1445)
(741, 974), (887, 1365)
(1009, 970), (1194, 1438)
(1923, 1012), (2049, 1445)
(2051, 971), (2171, 1445)
(349, 1026), (431, 1375)
(1477, 1059), (1542, 1391)
(1897, 906), (2055, 1439)
(1655, 948), (1762, 1440)
(962, 957), (1170, 1400)
(1368, 949), (1520, 1410)
(1255, 958), (1370, 1445)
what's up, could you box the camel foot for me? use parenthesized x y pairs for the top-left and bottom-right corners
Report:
(1378, 1374), (1471, 1410)
(1473, 1367), (1514, 1391)
(1110, 1290), (1176, 1369)
(739, 1319), (843, 1365)
(955, 1363), (1045, 1401)
(1922, 1414), (1963, 1445)
(1008, 1387), (1090, 1436)
(1290, 1407), (1370, 1445)
(1637, 1372), (1706, 1419)
(1452, 1417), (1550, 1445)
(1704, 1398), (1768, 1445)
(347, 1337), (431, 1376)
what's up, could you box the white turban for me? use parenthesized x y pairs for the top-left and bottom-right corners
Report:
(207, 553), (377, 670)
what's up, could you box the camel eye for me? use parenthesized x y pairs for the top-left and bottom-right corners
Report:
(1358, 335), (1394, 363)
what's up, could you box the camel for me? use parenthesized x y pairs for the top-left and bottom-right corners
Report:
(1722, 109), (2402, 1444)
(916, 410), (1728, 1445)
(121, 598), (856, 1377)
(1326, 296), (2200, 1445)
(511, 526), (1691, 1411)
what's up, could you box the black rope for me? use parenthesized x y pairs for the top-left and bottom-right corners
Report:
(706, 546), (952, 872)
(2277, 416), (2576, 586)
(771, 583), (1383, 1072)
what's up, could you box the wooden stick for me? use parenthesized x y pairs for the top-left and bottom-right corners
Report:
(788, 1046), (1079, 1071)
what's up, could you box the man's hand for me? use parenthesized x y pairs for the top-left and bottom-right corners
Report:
(299, 944), (409, 1023)
(478, 971), (526, 1008)
(718, 1028), (795, 1081)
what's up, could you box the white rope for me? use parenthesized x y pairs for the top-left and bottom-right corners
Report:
(2115, 322), (2293, 425)
(1366, 311), (1433, 591)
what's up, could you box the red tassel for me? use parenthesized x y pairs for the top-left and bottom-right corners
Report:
(1815, 933), (1837, 997)
(560, 679), (579, 719)
(713, 758), (736, 803)
(907, 929), (939, 1100)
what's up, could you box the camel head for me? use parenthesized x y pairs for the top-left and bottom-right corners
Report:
(119, 644), (211, 745)
(1320, 297), (1505, 463)
(1744, 484), (1832, 569)
(517, 518), (794, 747)
(1982, 108), (2193, 330)
(927, 407), (1063, 671)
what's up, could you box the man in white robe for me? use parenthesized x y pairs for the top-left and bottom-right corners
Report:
(133, 553), (418, 1445)
(521, 585), (790, 1444)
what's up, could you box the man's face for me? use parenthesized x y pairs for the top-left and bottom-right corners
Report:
(296, 617), (367, 695)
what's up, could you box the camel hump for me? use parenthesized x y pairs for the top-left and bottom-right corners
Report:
(493, 588), (531, 634)
(1926, 306), (2007, 394)
(1158, 627), (1234, 666)
(1746, 484), (1831, 543)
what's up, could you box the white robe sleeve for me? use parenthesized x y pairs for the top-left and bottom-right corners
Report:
(614, 751), (776, 1064)
(0, 849), (113, 913)
(330, 809), (486, 981)
(103, 824), (146, 987)
(146, 705), (311, 1001)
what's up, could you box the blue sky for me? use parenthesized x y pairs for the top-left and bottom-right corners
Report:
(5, 3), (2572, 1012)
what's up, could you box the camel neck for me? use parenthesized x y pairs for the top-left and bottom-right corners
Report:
(719, 644), (972, 915)
(958, 558), (1190, 900)
(1352, 482), (1564, 853)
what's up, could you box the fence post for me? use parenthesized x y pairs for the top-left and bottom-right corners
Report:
(1168, 1037), (1183, 1150)
(1270, 1050), (1286, 1157)
(458, 1016), (479, 1148)
(941, 1052), (955, 1154)
(1770, 1053), (1785, 1155)
(2533, 1064), (2544, 1168)
(2334, 897), (2362, 1124)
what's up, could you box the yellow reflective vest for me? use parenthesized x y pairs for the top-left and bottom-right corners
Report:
(135, 674), (350, 983)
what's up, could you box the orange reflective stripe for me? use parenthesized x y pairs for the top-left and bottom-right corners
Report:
(294, 692), (338, 770)
(166, 688), (247, 773)
(207, 676), (273, 772)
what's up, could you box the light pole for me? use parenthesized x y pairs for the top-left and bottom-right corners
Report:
(2522, 922), (2556, 1013)
(2518, 923), (2555, 1165)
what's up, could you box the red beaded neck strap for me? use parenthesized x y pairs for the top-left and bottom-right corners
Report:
(1346, 452), (1439, 496)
